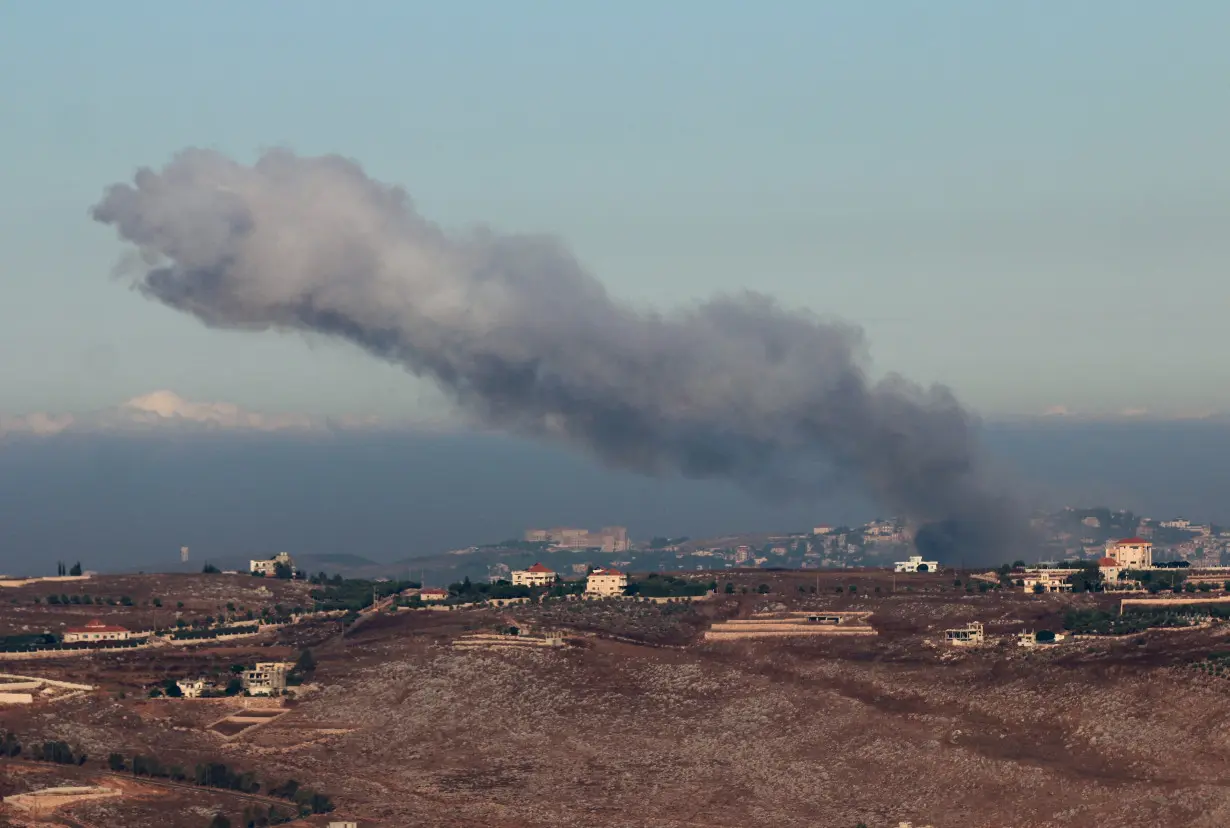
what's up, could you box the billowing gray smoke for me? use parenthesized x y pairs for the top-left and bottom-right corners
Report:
(92, 148), (1028, 564)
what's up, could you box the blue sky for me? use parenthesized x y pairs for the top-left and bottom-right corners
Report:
(3, 1), (1230, 422)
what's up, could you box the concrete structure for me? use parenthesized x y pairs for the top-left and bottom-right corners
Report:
(894, 555), (939, 573)
(176, 678), (208, 698)
(329, 823), (360, 828)
(250, 551), (294, 576)
(524, 526), (630, 552)
(705, 611), (876, 641)
(1109, 537), (1153, 570)
(512, 562), (557, 588)
(813, 524), (833, 535)
(63, 619), (131, 643)
(1017, 630), (1066, 648)
(1021, 568), (1079, 594)
(417, 588), (448, 602)
(585, 568), (628, 596)
(242, 662), (291, 696)
(944, 622), (984, 646)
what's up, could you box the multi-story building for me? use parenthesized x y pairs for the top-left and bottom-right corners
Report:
(511, 563), (557, 588)
(523, 527), (630, 552)
(250, 551), (294, 576)
(64, 619), (131, 643)
(585, 568), (628, 596)
(243, 662), (291, 696)
(1108, 538), (1153, 570)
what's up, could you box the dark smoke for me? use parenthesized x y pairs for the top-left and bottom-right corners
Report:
(92, 148), (1030, 565)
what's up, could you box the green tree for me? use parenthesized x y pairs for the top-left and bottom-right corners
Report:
(208, 815), (231, 828)
(273, 561), (293, 580)
(723, 582), (735, 594)
(294, 648), (316, 674)
(202, 563), (220, 574)
(757, 584), (770, 594)
(108, 752), (126, 771)
(70, 562), (82, 576)
(163, 679), (183, 698)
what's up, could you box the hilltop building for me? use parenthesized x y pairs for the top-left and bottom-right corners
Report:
(894, 555), (939, 573)
(243, 662), (291, 696)
(1108, 538), (1152, 569)
(524, 526), (630, 552)
(417, 588), (448, 602)
(813, 524), (833, 535)
(63, 619), (131, 644)
(512, 563), (557, 588)
(585, 568), (628, 596)
(250, 551), (294, 577)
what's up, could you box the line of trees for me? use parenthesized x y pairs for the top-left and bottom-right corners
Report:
(107, 752), (333, 816)
(54, 561), (83, 576)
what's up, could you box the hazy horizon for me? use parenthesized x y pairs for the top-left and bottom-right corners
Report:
(2, 419), (1228, 575)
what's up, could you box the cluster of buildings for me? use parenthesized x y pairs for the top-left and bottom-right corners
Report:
(509, 562), (629, 596)
(175, 661), (293, 698)
(1021, 537), (1154, 593)
(523, 526), (631, 553)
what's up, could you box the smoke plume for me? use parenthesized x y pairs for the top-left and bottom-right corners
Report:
(92, 148), (1028, 564)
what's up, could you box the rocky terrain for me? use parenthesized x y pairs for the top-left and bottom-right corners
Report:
(4, 572), (1230, 827)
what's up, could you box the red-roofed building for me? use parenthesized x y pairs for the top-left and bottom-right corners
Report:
(512, 562), (557, 588)
(1109, 538), (1153, 570)
(585, 568), (628, 596)
(1096, 556), (1122, 583)
(64, 619), (131, 643)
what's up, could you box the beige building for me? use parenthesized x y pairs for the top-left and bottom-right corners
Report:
(1096, 556), (1122, 583)
(249, 551), (294, 576)
(1021, 568), (1078, 593)
(1108, 537), (1152, 570)
(243, 662), (291, 696)
(524, 526), (630, 552)
(63, 619), (131, 643)
(417, 588), (448, 602)
(585, 568), (628, 596)
(512, 562), (557, 588)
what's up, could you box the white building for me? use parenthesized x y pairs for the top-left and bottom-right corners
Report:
(243, 662), (291, 696)
(813, 524), (833, 535)
(176, 678), (208, 698)
(250, 551), (294, 576)
(63, 619), (131, 643)
(511, 562), (557, 588)
(1107, 538), (1153, 570)
(417, 588), (448, 602)
(586, 568), (628, 596)
(894, 555), (939, 573)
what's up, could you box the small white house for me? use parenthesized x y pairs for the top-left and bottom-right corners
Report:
(894, 555), (939, 573)
(176, 678), (208, 698)
(511, 563), (557, 587)
(63, 619), (131, 643)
